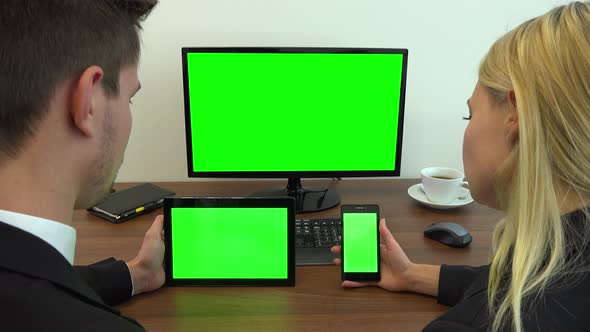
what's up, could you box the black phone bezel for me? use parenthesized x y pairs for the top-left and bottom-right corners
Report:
(341, 204), (381, 281)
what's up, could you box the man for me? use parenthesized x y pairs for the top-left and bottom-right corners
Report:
(0, 1), (163, 330)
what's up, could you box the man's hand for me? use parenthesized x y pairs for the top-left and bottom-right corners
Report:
(127, 215), (165, 295)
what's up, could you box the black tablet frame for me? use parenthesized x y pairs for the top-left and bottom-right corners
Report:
(164, 197), (296, 286)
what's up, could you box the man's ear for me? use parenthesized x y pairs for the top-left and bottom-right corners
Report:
(70, 66), (104, 137)
(505, 90), (519, 146)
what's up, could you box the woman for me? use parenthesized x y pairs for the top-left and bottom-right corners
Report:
(332, 2), (590, 331)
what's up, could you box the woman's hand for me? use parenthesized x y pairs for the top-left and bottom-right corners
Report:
(331, 218), (413, 291)
(332, 218), (440, 296)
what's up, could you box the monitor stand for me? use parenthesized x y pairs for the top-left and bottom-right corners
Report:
(252, 177), (340, 213)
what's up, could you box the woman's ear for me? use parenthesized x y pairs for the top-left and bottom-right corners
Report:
(505, 90), (519, 146)
(69, 66), (104, 137)
(508, 90), (517, 109)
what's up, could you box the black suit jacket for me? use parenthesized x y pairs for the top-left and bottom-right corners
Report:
(423, 209), (590, 331)
(0, 221), (145, 331)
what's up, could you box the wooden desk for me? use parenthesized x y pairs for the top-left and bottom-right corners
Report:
(73, 179), (503, 331)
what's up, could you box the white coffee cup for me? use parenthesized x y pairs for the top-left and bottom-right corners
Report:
(420, 167), (468, 204)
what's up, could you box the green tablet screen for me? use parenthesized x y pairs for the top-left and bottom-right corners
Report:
(170, 207), (289, 279)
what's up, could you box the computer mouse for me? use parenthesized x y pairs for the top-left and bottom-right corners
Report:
(424, 222), (472, 248)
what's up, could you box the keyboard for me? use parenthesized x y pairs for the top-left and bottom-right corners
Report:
(295, 218), (342, 248)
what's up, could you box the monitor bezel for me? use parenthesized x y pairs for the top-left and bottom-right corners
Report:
(164, 197), (296, 286)
(181, 47), (408, 178)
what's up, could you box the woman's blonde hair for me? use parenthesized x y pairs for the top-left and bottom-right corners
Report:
(478, 2), (590, 331)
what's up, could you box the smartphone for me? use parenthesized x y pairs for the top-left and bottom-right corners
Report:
(341, 205), (381, 281)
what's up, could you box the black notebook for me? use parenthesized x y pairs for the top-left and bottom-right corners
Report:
(88, 183), (175, 223)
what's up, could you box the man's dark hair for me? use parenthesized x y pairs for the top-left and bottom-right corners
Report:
(0, 0), (157, 160)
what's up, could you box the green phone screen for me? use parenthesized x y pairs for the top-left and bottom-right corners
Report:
(343, 212), (378, 273)
(171, 207), (288, 279)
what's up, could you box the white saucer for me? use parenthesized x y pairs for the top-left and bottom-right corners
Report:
(407, 183), (473, 210)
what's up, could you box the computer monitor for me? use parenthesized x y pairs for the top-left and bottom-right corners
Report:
(181, 47), (407, 213)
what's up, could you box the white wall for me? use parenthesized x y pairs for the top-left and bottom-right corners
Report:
(117, 0), (571, 182)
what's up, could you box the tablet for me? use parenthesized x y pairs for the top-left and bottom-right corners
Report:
(164, 197), (295, 286)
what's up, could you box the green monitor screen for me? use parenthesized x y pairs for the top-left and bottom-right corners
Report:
(181, 47), (408, 213)
(343, 212), (379, 273)
(164, 197), (295, 286)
